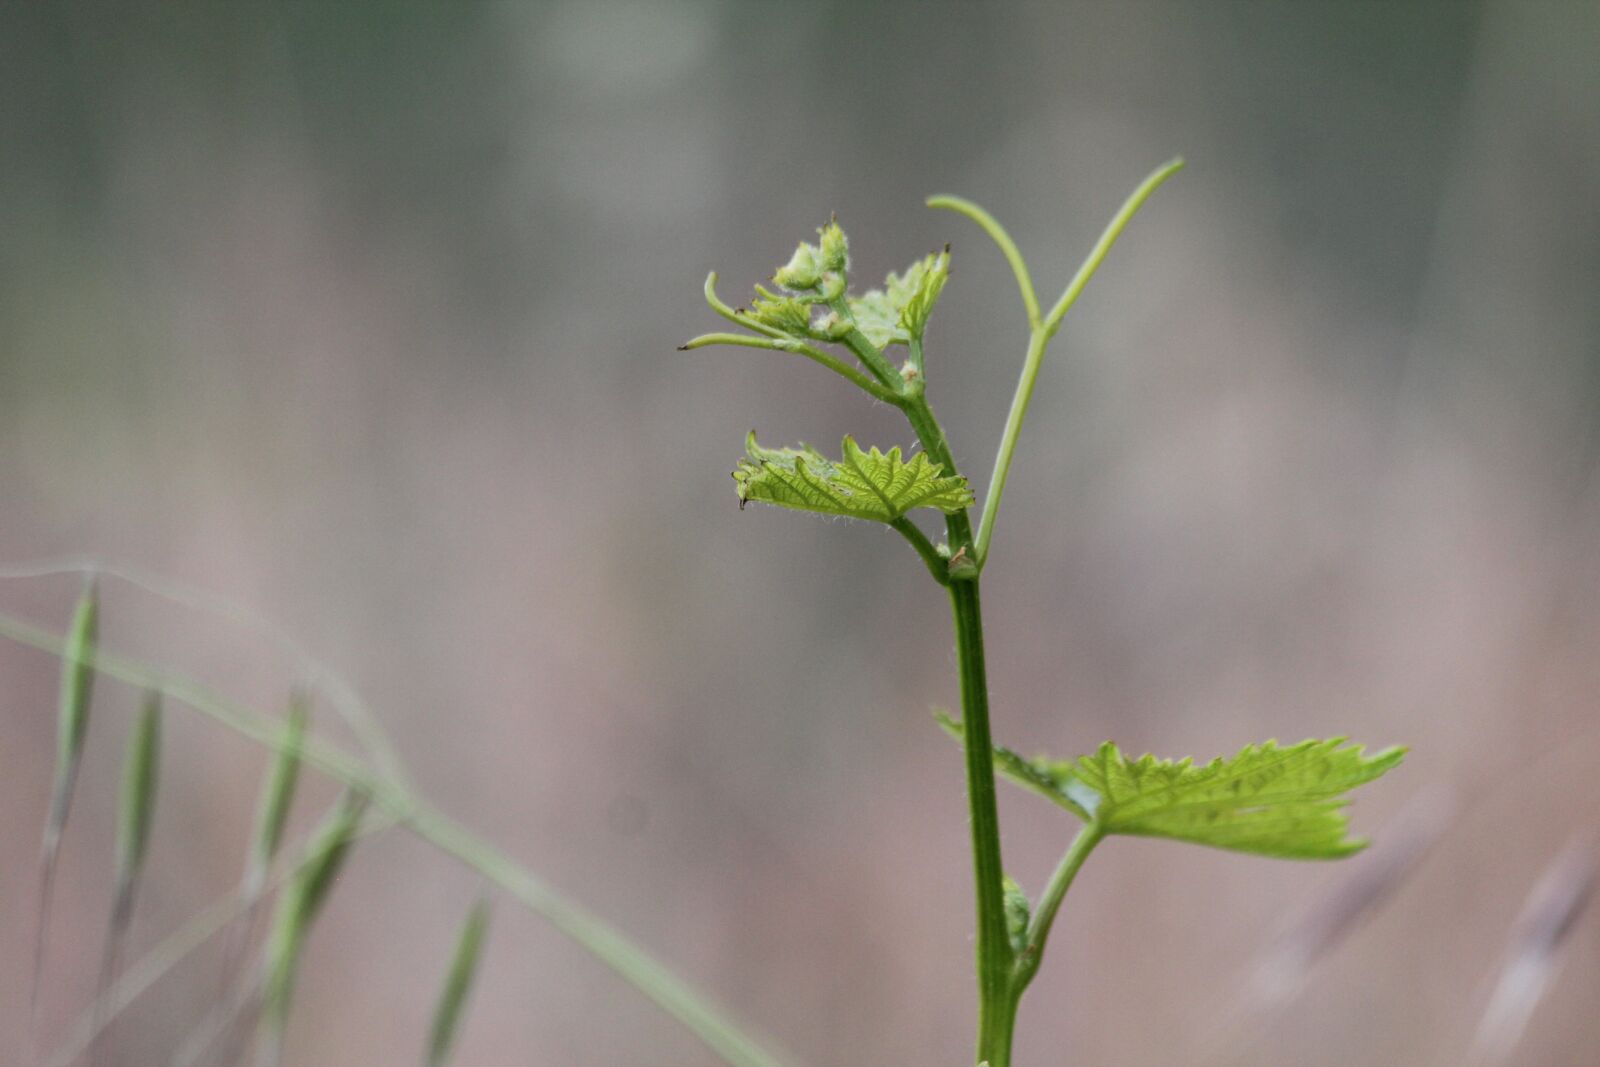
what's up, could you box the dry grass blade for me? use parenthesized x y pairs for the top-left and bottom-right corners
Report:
(90, 691), (162, 1065)
(33, 576), (99, 1019)
(258, 789), (367, 1067)
(427, 897), (492, 1066)
(1468, 837), (1597, 1066)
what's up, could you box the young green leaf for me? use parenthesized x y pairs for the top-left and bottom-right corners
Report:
(1002, 877), (1031, 955)
(35, 576), (100, 1012)
(774, 241), (824, 291)
(846, 251), (950, 348)
(899, 247), (950, 343)
(734, 432), (973, 523)
(747, 291), (814, 338)
(426, 897), (492, 1067)
(938, 713), (1404, 859)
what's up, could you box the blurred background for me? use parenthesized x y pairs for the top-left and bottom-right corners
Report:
(2, 2), (1598, 1064)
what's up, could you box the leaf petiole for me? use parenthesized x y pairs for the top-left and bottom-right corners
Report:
(679, 332), (896, 402)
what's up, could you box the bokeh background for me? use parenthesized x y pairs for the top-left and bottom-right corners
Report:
(3, 3), (1598, 1065)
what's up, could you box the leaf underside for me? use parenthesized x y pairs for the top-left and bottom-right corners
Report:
(735, 432), (973, 523)
(937, 712), (1404, 859)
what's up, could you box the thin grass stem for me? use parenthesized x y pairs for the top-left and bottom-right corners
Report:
(0, 560), (407, 786)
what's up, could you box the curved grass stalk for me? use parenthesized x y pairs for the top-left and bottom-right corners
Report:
(0, 610), (794, 1067)
(0, 560), (407, 786)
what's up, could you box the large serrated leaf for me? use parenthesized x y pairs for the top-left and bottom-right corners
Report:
(734, 432), (973, 523)
(937, 713), (1404, 859)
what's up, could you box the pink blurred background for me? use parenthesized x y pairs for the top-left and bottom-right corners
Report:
(2, 3), (1597, 1064)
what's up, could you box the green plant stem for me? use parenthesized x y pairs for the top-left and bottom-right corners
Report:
(948, 577), (1014, 1066)
(826, 301), (904, 390)
(0, 611), (792, 1067)
(900, 397), (967, 542)
(925, 196), (1042, 330)
(1012, 824), (1104, 995)
(890, 518), (949, 586)
(893, 359), (1010, 1066)
(679, 332), (895, 402)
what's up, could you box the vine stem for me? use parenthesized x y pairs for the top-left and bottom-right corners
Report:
(948, 577), (1014, 1066)
(0, 611), (792, 1067)
(817, 269), (1014, 1062)
(964, 158), (1185, 567)
(1012, 824), (1104, 995)
(895, 383), (1013, 1065)
(890, 517), (951, 586)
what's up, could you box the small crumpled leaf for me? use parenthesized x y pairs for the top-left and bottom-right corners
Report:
(817, 219), (849, 272)
(774, 242), (823, 291)
(847, 251), (949, 348)
(937, 713), (1404, 860)
(899, 247), (949, 341)
(748, 290), (814, 337)
(734, 432), (973, 523)
(1002, 876), (1031, 954)
(772, 220), (850, 293)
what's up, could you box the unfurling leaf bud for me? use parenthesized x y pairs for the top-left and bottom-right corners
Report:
(750, 294), (812, 337)
(818, 220), (849, 272)
(1003, 876), (1031, 954)
(815, 311), (852, 341)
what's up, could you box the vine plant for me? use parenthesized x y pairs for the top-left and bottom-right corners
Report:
(681, 158), (1404, 1066)
(7, 159), (1403, 1067)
